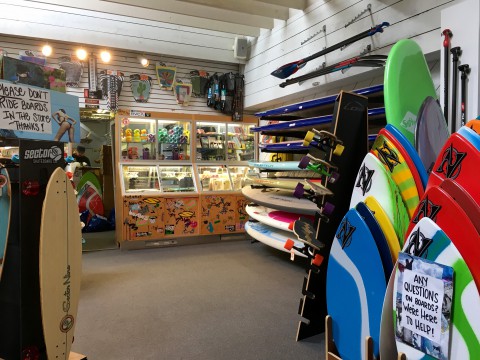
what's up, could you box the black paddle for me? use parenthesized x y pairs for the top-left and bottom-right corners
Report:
(279, 54), (388, 88)
(441, 29), (452, 125)
(450, 46), (462, 133)
(458, 64), (471, 127)
(271, 22), (389, 79)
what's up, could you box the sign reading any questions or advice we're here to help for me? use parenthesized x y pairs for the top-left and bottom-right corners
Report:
(395, 252), (454, 360)
(0, 80), (80, 143)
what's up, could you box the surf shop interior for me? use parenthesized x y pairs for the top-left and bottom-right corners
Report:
(1, 0), (480, 359)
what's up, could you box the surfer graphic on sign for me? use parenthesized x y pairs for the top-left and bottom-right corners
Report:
(52, 108), (77, 142)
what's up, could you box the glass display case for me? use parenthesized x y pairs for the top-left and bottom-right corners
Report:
(120, 118), (156, 160)
(227, 166), (249, 191)
(195, 121), (226, 161)
(122, 165), (160, 193)
(158, 165), (196, 193)
(157, 119), (191, 160)
(197, 165), (232, 192)
(227, 124), (255, 162)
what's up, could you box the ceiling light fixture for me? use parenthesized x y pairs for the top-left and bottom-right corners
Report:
(41, 44), (52, 57)
(100, 50), (111, 63)
(137, 55), (149, 67)
(76, 48), (87, 60)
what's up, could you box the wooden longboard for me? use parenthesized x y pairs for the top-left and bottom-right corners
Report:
(0, 167), (11, 281)
(39, 168), (82, 360)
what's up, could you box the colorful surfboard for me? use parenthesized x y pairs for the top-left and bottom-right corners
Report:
(0, 167), (11, 281)
(245, 204), (313, 232)
(327, 209), (386, 360)
(457, 125), (480, 151)
(371, 129), (420, 218)
(244, 221), (306, 258)
(393, 217), (480, 359)
(39, 168), (82, 360)
(384, 39), (437, 145)
(350, 153), (410, 242)
(76, 172), (102, 196)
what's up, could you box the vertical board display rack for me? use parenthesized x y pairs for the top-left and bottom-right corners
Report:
(113, 110), (257, 250)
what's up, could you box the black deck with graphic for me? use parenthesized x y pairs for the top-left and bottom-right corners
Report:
(295, 91), (368, 340)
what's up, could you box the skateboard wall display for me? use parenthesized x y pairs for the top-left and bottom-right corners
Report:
(327, 209), (387, 360)
(391, 218), (480, 359)
(123, 196), (165, 241)
(0, 166), (11, 281)
(39, 168), (82, 360)
(370, 130), (420, 219)
(244, 221), (307, 258)
(384, 39), (437, 146)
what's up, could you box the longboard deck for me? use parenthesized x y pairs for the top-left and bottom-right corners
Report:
(0, 167), (11, 281)
(248, 161), (302, 171)
(40, 168), (82, 360)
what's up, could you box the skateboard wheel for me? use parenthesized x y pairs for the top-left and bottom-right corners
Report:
(288, 221), (295, 231)
(284, 238), (294, 251)
(293, 183), (305, 199)
(303, 131), (315, 146)
(322, 202), (335, 215)
(333, 143), (345, 156)
(298, 156), (310, 169)
(328, 172), (340, 183)
(312, 254), (324, 267)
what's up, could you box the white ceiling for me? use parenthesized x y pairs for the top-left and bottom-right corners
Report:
(27, 0), (309, 37)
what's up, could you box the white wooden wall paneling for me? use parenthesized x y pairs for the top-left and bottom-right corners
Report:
(0, 35), (239, 115)
(244, 0), (453, 110)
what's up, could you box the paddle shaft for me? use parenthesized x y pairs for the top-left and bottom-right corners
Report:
(280, 55), (387, 88)
(442, 29), (452, 125)
(450, 46), (462, 132)
(459, 64), (471, 127)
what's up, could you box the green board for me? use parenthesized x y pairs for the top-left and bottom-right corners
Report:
(384, 39), (437, 146)
(76, 171), (102, 196)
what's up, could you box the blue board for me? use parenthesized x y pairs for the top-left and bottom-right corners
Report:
(327, 209), (386, 360)
(355, 202), (393, 281)
(252, 108), (385, 132)
(385, 124), (428, 188)
(248, 160), (302, 171)
(260, 134), (377, 152)
(254, 84), (384, 117)
(457, 125), (480, 151)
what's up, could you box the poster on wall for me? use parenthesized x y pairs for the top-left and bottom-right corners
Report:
(0, 80), (80, 143)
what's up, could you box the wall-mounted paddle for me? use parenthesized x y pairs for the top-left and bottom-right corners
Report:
(271, 22), (389, 79)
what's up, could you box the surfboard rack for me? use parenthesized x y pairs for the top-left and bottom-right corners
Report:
(325, 315), (407, 360)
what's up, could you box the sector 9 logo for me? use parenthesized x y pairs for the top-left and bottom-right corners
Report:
(23, 146), (63, 162)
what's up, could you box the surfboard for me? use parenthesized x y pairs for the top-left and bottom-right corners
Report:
(364, 196), (401, 263)
(356, 202), (393, 280)
(0, 167), (11, 281)
(427, 132), (480, 204)
(241, 186), (319, 216)
(384, 39), (437, 145)
(254, 84), (384, 117)
(350, 153), (410, 242)
(393, 217), (480, 359)
(248, 161), (302, 171)
(77, 184), (104, 216)
(39, 168), (82, 360)
(243, 176), (332, 195)
(457, 125), (480, 151)
(406, 185), (480, 290)
(415, 96), (450, 173)
(386, 124), (428, 189)
(245, 204), (313, 232)
(76, 171), (102, 196)
(371, 129), (420, 218)
(465, 119), (480, 133)
(327, 209), (386, 360)
(244, 221), (306, 258)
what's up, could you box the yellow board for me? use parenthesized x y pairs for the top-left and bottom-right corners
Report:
(39, 168), (82, 360)
(364, 196), (401, 262)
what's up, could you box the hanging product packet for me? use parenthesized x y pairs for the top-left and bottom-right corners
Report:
(156, 62), (177, 90)
(129, 74), (153, 103)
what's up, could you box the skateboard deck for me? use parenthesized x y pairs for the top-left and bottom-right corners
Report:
(76, 171), (102, 196)
(244, 221), (306, 258)
(406, 185), (480, 290)
(386, 124), (428, 189)
(247, 161), (303, 171)
(327, 209), (386, 360)
(427, 132), (480, 204)
(0, 167), (11, 281)
(392, 217), (480, 359)
(382, 127), (425, 198)
(241, 186), (319, 216)
(245, 204), (313, 232)
(243, 176), (332, 196)
(415, 96), (449, 173)
(457, 125), (480, 151)
(384, 39), (437, 145)
(292, 216), (321, 251)
(350, 153), (410, 242)
(364, 196), (401, 262)
(355, 202), (393, 280)
(371, 129), (420, 218)
(39, 167), (82, 360)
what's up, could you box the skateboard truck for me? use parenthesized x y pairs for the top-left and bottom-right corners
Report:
(284, 238), (324, 266)
(298, 154), (340, 182)
(303, 129), (345, 156)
